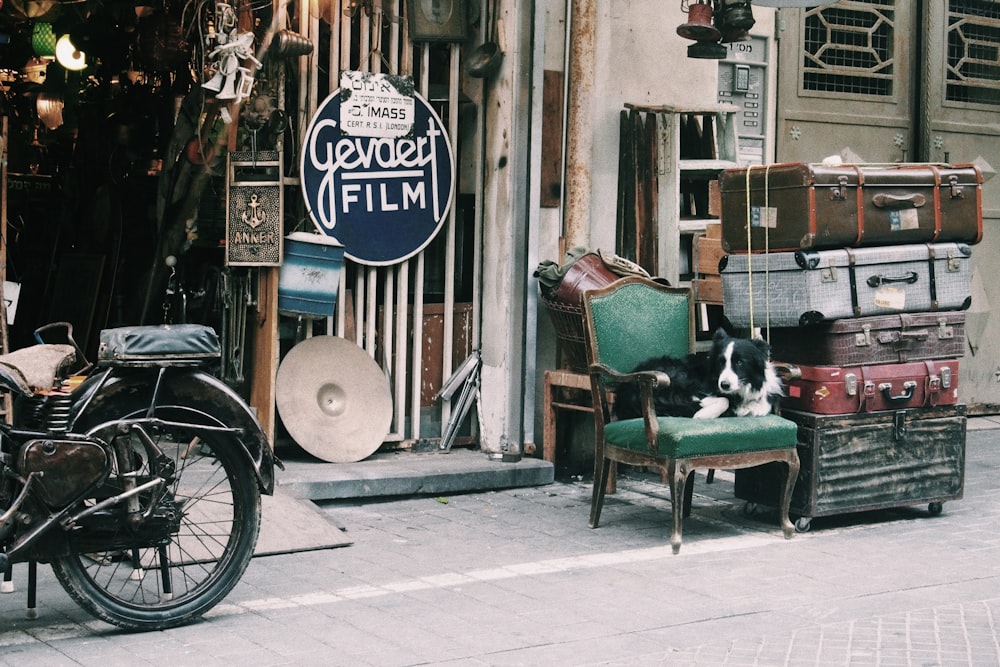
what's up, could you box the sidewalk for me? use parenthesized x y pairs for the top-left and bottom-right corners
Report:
(1, 420), (999, 666)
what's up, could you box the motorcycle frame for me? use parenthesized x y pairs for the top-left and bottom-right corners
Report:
(0, 363), (276, 567)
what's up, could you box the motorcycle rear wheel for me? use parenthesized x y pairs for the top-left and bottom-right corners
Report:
(51, 407), (261, 631)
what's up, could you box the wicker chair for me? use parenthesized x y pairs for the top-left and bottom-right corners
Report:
(581, 276), (801, 554)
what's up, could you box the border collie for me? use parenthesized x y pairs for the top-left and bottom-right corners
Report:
(614, 329), (783, 420)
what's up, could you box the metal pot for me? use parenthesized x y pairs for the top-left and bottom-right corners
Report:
(465, 0), (502, 78)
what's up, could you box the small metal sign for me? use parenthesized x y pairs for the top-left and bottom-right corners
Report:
(339, 71), (415, 138)
(300, 73), (455, 266)
(226, 150), (283, 266)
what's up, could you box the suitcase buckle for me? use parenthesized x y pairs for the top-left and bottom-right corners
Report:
(858, 377), (873, 399)
(854, 326), (872, 348)
(831, 175), (849, 200)
(948, 174), (964, 199)
(937, 319), (954, 340)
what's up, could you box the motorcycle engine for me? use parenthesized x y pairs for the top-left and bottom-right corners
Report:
(18, 439), (110, 507)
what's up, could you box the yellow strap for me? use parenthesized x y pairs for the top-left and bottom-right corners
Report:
(745, 167), (754, 331)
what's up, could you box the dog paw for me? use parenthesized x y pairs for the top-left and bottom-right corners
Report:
(694, 396), (729, 419)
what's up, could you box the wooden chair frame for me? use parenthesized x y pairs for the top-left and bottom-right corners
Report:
(581, 276), (800, 554)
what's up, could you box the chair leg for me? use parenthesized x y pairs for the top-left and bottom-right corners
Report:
(682, 470), (696, 518)
(668, 460), (686, 554)
(542, 372), (557, 463)
(779, 453), (801, 539)
(590, 456), (612, 528)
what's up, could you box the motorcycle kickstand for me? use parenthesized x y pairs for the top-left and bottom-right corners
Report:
(1, 559), (38, 619)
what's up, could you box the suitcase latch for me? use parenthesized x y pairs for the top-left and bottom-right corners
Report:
(947, 251), (962, 273)
(854, 325), (872, 347)
(831, 175), (849, 200)
(893, 411), (907, 441)
(948, 174), (964, 199)
(937, 318), (954, 340)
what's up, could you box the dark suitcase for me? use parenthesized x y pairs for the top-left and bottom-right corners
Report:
(720, 242), (972, 327)
(719, 163), (983, 253)
(768, 312), (966, 366)
(734, 405), (966, 528)
(780, 359), (959, 414)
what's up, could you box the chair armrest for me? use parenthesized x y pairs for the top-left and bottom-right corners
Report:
(588, 364), (671, 389)
(773, 362), (801, 382)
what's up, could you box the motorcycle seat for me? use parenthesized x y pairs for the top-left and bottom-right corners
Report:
(0, 344), (78, 396)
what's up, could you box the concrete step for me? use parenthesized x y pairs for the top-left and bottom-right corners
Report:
(275, 447), (555, 501)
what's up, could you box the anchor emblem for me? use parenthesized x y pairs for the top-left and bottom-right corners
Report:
(242, 193), (267, 229)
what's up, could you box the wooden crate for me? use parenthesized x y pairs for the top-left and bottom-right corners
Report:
(693, 222), (724, 305)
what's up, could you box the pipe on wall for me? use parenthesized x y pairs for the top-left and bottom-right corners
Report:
(562, 0), (597, 251)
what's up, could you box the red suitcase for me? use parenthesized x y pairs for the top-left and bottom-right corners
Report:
(719, 162), (983, 253)
(780, 360), (959, 414)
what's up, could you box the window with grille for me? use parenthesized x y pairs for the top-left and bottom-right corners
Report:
(947, 0), (1000, 107)
(801, 0), (895, 97)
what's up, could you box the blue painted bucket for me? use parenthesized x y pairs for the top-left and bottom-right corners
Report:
(277, 232), (345, 317)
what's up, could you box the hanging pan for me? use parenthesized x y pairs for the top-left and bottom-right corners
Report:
(465, 0), (503, 78)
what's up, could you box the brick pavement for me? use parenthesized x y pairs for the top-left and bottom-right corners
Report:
(2, 422), (1000, 666)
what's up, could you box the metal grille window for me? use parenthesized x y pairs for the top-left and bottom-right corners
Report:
(947, 0), (1000, 106)
(801, 0), (895, 97)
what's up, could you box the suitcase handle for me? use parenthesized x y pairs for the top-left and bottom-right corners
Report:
(866, 271), (919, 287)
(878, 380), (917, 403)
(872, 193), (926, 209)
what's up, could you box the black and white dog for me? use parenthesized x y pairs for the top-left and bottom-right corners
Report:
(614, 329), (783, 420)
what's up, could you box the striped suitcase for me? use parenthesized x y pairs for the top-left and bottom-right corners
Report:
(719, 242), (972, 327)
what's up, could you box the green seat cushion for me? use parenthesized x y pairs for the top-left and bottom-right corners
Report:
(604, 414), (798, 458)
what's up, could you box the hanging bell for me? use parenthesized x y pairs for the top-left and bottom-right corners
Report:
(677, 2), (721, 42)
(687, 41), (728, 59)
(720, 27), (750, 43)
(215, 72), (238, 100)
(202, 69), (225, 92)
(719, 0), (755, 33)
(272, 29), (314, 58)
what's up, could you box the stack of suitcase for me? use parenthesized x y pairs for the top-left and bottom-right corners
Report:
(715, 162), (981, 529)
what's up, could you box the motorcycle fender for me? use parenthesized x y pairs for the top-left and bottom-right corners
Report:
(70, 369), (276, 494)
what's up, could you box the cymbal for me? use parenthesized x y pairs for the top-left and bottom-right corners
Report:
(275, 336), (392, 463)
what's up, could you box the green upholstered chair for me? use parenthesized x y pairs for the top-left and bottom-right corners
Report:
(582, 276), (800, 554)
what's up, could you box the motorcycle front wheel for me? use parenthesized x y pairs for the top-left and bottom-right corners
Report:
(51, 407), (261, 631)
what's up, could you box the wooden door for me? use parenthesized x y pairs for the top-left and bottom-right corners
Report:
(775, 0), (1000, 412)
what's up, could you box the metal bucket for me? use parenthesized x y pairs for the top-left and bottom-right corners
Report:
(277, 232), (345, 317)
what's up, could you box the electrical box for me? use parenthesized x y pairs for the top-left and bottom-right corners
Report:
(717, 35), (769, 165)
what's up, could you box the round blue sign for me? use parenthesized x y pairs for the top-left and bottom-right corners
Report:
(300, 86), (456, 266)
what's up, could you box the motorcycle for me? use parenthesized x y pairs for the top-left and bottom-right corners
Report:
(0, 321), (276, 630)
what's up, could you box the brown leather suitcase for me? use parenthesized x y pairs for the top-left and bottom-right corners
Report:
(719, 163), (983, 253)
(767, 312), (966, 367)
(779, 359), (960, 414)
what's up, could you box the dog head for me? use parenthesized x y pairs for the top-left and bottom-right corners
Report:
(710, 328), (774, 396)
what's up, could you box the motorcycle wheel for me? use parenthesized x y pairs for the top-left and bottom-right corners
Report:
(51, 406), (261, 631)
